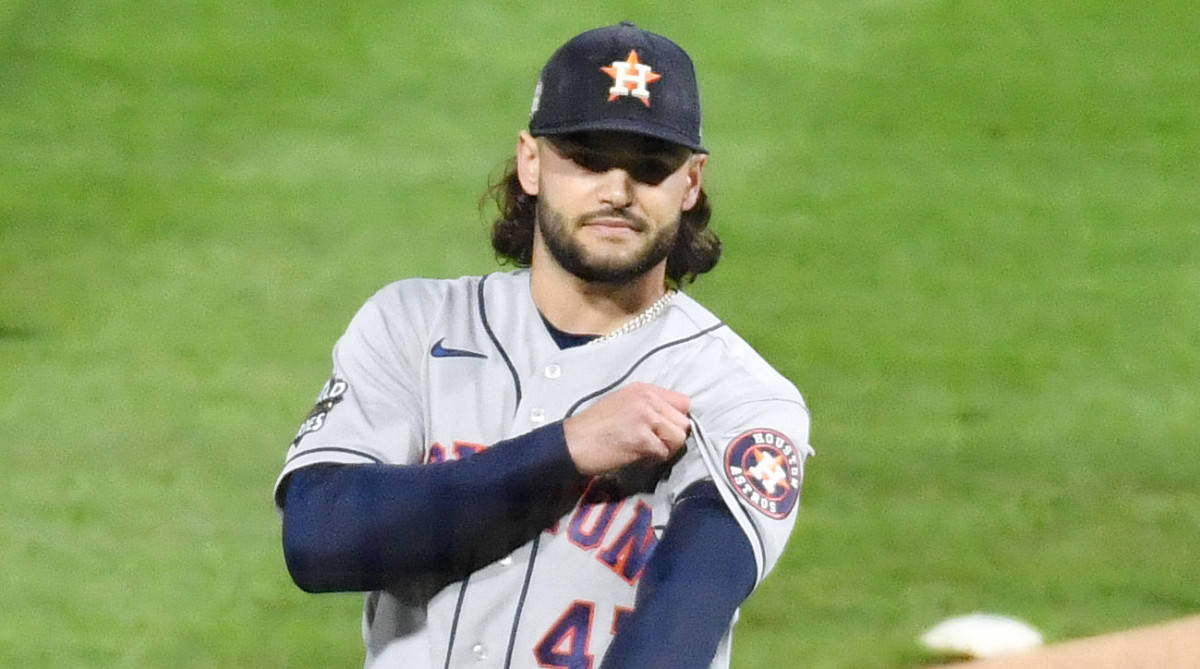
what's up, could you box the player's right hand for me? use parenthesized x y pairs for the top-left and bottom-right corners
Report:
(562, 382), (691, 476)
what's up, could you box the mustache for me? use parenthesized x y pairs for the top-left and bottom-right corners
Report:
(578, 208), (648, 231)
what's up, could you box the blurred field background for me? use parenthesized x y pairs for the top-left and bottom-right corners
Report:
(2, 1), (1197, 667)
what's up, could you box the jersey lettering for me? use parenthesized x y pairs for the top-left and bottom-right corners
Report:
(425, 440), (487, 464)
(534, 602), (642, 669)
(610, 606), (634, 636)
(567, 481), (624, 550)
(560, 480), (659, 583)
(427, 443), (446, 464)
(596, 501), (657, 583)
(453, 442), (485, 459)
(534, 601), (595, 669)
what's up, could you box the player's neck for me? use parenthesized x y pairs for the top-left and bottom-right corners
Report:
(530, 258), (669, 338)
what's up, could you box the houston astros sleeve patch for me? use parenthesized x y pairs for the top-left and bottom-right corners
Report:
(667, 394), (813, 583)
(723, 429), (803, 520)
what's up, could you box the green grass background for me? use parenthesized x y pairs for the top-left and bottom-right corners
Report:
(2, 1), (1197, 667)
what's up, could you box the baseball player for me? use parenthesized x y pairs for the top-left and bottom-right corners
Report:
(275, 22), (813, 669)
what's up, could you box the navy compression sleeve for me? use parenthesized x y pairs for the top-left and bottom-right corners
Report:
(281, 421), (586, 592)
(600, 480), (757, 669)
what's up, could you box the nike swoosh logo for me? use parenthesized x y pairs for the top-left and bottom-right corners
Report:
(430, 338), (487, 359)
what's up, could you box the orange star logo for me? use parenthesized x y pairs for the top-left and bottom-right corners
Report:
(748, 447), (790, 495)
(600, 49), (662, 107)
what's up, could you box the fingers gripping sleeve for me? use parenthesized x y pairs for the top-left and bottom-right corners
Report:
(667, 399), (813, 583)
(274, 298), (426, 507)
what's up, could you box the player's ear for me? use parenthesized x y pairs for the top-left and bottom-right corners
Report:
(680, 153), (706, 211)
(516, 131), (540, 196)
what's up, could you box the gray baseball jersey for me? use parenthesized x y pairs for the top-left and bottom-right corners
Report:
(275, 269), (813, 669)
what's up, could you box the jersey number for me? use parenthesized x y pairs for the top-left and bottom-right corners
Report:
(534, 601), (633, 669)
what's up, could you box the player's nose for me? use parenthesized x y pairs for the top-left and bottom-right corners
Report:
(596, 168), (634, 208)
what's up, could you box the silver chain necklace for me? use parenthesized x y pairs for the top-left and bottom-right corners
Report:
(588, 290), (676, 345)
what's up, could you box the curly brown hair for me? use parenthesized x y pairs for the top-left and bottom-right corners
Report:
(483, 159), (721, 287)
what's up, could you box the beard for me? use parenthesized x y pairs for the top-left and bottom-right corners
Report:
(536, 199), (679, 284)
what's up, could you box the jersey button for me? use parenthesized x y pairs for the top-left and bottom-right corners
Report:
(544, 364), (562, 379)
(530, 407), (546, 423)
(471, 642), (489, 661)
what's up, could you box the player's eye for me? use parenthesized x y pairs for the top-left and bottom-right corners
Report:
(553, 134), (688, 185)
(572, 151), (615, 174)
(570, 152), (676, 185)
(628, 159), (673, 185)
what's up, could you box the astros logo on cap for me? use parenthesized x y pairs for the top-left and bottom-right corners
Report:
(601, 49), (661, 107)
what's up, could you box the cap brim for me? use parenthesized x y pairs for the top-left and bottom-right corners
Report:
(531, 118), (708, 154)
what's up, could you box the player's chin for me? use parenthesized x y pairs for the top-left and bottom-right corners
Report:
(579, 247), (644, 272)
(575, 258), (657, 284)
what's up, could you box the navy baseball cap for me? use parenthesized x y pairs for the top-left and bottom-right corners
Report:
(529, 22), (707, 153)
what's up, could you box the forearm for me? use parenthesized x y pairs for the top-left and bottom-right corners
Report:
(600, 481), (757, 668)
(281, 421), (586, 592)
